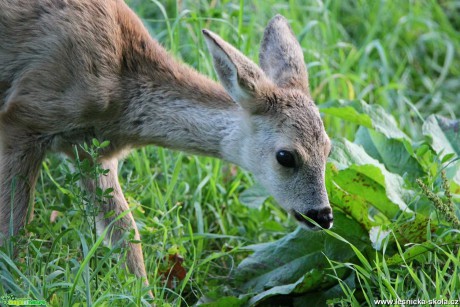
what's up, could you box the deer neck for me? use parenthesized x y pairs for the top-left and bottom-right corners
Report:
(119, 61), (248, 168)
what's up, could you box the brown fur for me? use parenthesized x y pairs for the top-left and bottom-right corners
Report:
(0, 0), (332, 294)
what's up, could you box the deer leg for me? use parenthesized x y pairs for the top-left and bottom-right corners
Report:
(0, 135), (46, 244)
(81, 158), (151, 294)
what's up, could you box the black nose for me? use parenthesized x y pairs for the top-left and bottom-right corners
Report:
(294, 207), (333, 229)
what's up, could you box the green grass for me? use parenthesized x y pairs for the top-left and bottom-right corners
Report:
(325, 231), (460, 306)
(1, 0), (459, 306)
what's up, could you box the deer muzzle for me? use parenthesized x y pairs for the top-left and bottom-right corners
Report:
(293, 207), (333, 229)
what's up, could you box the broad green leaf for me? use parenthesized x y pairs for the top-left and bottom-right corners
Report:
(233, 211), (368, 301)
(246, 267), (348, 306)
(326, 165), (376, 231)
(320, 100), (408, 140)
(320, 100), (372, 127)
(246, 272), (320, 306)
(235, 229), (326, 292)
(336, 168), (401, 219)
(355, 127), (423, 179)
(450, 167), (460, 195)
(292, 271), (356, 307)
(386, 241), (436, 266)
(386, 229), (460, 267)
(422, 115), (460, 158)
(393, 215), (434, 245)
(422, 115), (460, 188)
(329, 139), (412, 215)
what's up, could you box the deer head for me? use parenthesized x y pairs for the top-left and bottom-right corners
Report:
(203, 15), (333, 229)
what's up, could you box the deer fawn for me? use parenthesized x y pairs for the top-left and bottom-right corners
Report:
(0, 0), (332, 293)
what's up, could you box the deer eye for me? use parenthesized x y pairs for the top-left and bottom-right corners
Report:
(276, 150), (296, 168)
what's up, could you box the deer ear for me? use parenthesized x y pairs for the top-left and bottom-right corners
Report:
(259, 15), (309, 94)
(202, 29), (268, 113)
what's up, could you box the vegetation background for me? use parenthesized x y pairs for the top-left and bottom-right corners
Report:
(0, 0), (459, 306)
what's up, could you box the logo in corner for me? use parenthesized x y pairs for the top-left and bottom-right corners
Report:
(0, 294), (47, 306)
